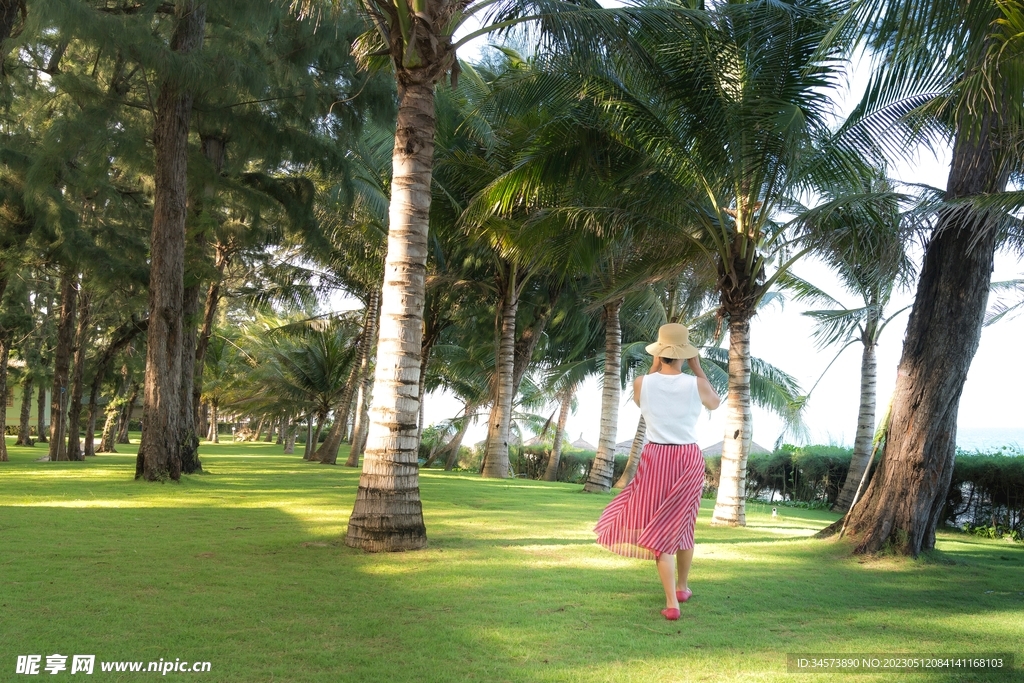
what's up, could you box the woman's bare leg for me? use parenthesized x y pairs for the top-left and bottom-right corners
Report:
(656, 553), (679, 609)
(676, 547), (694, 593)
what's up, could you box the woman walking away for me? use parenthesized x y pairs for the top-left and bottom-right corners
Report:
(595, 323), (720, 620)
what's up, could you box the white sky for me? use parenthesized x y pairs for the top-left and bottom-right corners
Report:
(343, 29), (1024, 451)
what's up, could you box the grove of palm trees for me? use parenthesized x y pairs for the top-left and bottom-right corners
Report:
(2, 0), (1022, 680)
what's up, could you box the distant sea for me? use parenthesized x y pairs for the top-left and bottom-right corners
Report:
(956, 427), (1024, 453)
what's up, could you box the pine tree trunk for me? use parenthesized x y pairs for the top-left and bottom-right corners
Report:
(36, 383), (47, 442)
(116, 382), (138, 445)
(84, 316), (145, 457)
(346, 290), (379, 468)
(136, 1), (206, 481)
(178, 281), (202, 473)
(543, 389), (574, 482)
(99, 408), (118, 453)
(712, 317), (753, 526)
(345, 76), (434, 552)
(66, 290), (90, 461)
(49, 270), (78, 462)
(16, 376), (32, 446)
(193, 247), (228, 427)
(0, 338), (8, 461)
(482, 274), (519, 479)
(843, 104), (1008, 555)
(584, 299), (624, 492)
(833, 340), (877, 513)
(614, 416), (647, 489)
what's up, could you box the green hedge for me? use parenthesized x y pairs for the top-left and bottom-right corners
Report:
(510, 446), (628, 484)
(942, 453), (1024, 535)
(704, 445), (853, 508)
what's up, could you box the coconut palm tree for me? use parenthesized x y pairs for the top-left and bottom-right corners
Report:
(837, 0), (1024, 555)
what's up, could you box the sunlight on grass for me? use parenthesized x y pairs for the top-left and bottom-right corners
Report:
(2, 438), (1022, 682)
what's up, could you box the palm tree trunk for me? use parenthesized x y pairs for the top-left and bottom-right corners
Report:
(584, 298), (624, 492)
(345, 76), (433, 552)
(265, 419), (275, 443)
(843, 103), (1008, 555)
(35, 383), (47, 443)
(712, 317), (753, 526)
(482, 273), (519, 479)
(543, 389), (574, 482)
(314, 413), (345, 464)
(208, 402), (219, 443)
(136, 1), (206, 481)
(283, 416), (296, 454)
(833, 340), (877, 513)
(66, 290), (91, 461)
(16, 376), (32, 446)
(613, 416), (647, 489)
(346, 290), (379, 468)
(303, 413), (314, 458)
(49, 270), (78, 462)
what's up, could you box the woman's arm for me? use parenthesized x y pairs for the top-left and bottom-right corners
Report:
(687, 356), (721, 410)
(634, 357), (663, 407)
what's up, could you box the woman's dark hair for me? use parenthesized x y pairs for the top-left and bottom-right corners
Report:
(659, 356), (682, 365)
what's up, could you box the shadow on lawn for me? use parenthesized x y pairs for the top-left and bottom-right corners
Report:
(3, 448), (1022, 682)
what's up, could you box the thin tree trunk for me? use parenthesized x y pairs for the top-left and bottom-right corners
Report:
(614, 416), (647, 489)
(265, 419), (275, 443)
(199, 401), (209, 441)
(16, 376), (32, 446)
(303, 413), (314, 458)
(584, 299), (624, 492)
(208, 402), (219, 443)
(178, 280), (202, 473)
(345, 76), (434, 552)
(0, 338), (8, 461)
(843, 103), (1009, 555)
(833, 340), (877, 513)
(117, 381), (138, 444)
(99, 408), (118, 453)
(35, 383), (47, 442)
(136, 0), (206, 481)
(712, 318), (753, 526)
(66, 290), (91, 461)
(315, 414), (345, 465)
(305, 412), (324, 460)
(49, 270), (78, 462)
(283, 416), (296, 454)
(193, 246), (228, 427)
(346, 290), (379, 468)
(85, 318), (146, 457)
(482, 272), (519, 479)
(543, 389), (574, 482)
(276, 416), (284, 445)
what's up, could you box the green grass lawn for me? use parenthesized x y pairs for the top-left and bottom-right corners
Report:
(1, 437), (1022, 682)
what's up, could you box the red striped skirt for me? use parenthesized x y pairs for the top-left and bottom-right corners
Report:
(595, 442), (704, 560)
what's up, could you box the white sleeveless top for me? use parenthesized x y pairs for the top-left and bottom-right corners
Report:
(639, 372), (701, 445)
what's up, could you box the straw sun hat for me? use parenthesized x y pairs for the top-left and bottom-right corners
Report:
(644, 323), (699, 360)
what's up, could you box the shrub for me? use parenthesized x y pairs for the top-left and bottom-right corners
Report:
(942, 452), (1024, 536)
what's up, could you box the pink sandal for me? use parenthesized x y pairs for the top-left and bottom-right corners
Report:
(661, 607), (680, 621)
(676, 589), (692, 603)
